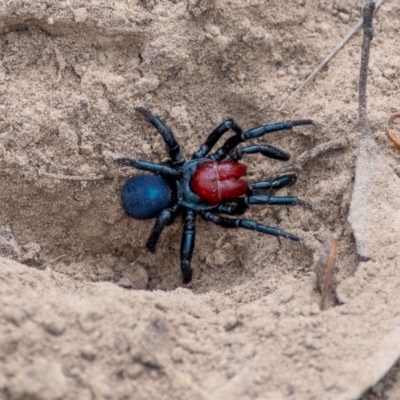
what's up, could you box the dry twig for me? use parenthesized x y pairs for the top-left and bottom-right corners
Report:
(273, 139), (347, 176)
(39, 254), (66, 269)
(359, 1), (376, 135)
(41, 172), (104, 181)
(278, 0), (384, 111)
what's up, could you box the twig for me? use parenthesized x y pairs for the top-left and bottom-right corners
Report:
(40, 254), (66, 269)
(278, 0), (384, 111)
(273, 139), (347, 175)
(359, 1), (376, 135)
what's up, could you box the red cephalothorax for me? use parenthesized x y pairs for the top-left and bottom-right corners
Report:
(190, 161), (248, 204)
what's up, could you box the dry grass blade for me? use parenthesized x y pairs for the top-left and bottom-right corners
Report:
(313, 234), (339, 309)
(39, 254), (66, 269)
(278, 0), (385, 111)
(273, 139), (347, 175)
(41, 172), (104, 181)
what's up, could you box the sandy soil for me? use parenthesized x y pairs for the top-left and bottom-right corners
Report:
(1, 0), (400, 399)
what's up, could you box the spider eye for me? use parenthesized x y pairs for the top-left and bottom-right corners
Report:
(121, 175), (173, 219)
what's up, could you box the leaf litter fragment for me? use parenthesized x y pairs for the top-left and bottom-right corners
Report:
(386, 110), (400, 149)
(313, 234), (339, 310)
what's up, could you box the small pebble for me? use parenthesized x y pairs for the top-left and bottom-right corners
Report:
(73, 7), (88, 23)
(221, 310), (238, 332)
(383, 68), (396, 80)
(171, 347), (185, 363)
(205, 25), (221, 36)
(339, 12), (350, 23)
(80, 344), (97, 361)
(79, 145), (93, 156)
(42, 317), (66, 336)
(126, 364), (144, 379)
(288, 65), (298, 76)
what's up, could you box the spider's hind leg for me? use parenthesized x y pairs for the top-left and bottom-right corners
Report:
(146, 204), (181, 253)
(181, 209), (196, 284)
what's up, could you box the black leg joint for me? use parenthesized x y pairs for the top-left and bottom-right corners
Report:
(136, 107), (185, 166)
(115, 157), (181, 179)
(146, 205), (180, 252)
(249, 174), (297, 191)
(228, 145), (290, 162)
(201, 211), (302, 242)
(216, 200), (248, 215)
(181, 209), (196, 284)
(209, 134), (243, 161)
(193, 119), (243, 159)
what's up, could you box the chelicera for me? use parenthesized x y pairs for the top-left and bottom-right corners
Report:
(116, 107), (314, 284)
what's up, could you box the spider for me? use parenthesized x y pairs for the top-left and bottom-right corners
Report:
(115, 107), (314, 284)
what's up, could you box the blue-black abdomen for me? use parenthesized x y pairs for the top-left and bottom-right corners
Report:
(121, 174), (173, 220)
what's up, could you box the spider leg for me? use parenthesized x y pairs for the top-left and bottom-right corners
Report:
(214, 173), (301, 216)
(181, 208), (196, 284)
(210, 119), (314, 161)
(146, 204), (181, 253)
(192, 119), (243, 159)
(200, 211), (301, 242)
(249, 174), (297, 191)
(136, 107), (185, 166)
(114, 157), (181, 179)
(228, 144), (290, 162)
(215, 200), (248, 216)
(244, 194), (312, 209)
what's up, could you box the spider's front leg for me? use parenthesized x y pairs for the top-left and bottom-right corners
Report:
(228, 144), (290, 162)
(181, 208), (196, 284)
(249, 174), (297, 191)
(245, 174), (311, 209)
(216, 174), (301, 216)
(192, 119), (243, 159)
(210, 119), (314, 161)
(215, 201), (248, 216)
(244, 194), (312, 209)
